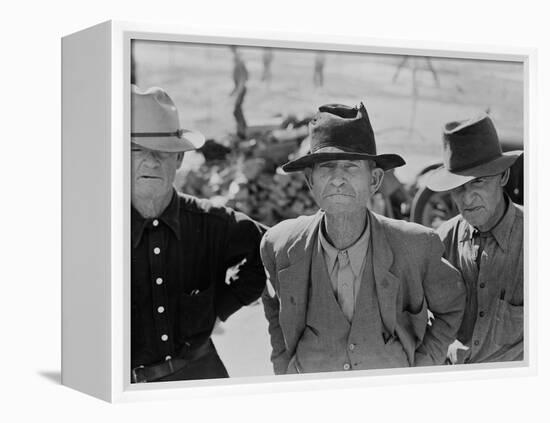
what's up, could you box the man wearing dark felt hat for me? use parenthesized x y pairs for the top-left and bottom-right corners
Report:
(426, 115), (524, 365)
(130, 85), (266, 383)
(260, 102), (466, 374)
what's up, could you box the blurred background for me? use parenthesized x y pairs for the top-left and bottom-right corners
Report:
(132, 40), (524, 378)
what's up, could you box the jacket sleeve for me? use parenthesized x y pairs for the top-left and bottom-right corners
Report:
(260, 232), (291, 375)
(215, 211), (267, 321)
(415, 231), (466, 366)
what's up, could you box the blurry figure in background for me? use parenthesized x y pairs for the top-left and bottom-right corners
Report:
(313, 51), (325, 87)
(130, 85), (265, 383)
(426, 115), (523, 365)
(261, 102), (465, 375)
(230, 46), (249, 139)
(392, 56), (440, 88)
(261, 47), (274, 84)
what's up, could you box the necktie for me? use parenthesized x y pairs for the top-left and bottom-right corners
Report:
(337, 250), (355, 321)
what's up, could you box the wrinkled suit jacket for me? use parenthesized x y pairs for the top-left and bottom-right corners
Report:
(261, 210), (466, 374)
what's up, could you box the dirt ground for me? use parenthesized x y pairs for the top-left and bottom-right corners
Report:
(133, 41), (524, 378)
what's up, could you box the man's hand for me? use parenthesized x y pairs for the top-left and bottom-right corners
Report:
(447, 339), (469, 364)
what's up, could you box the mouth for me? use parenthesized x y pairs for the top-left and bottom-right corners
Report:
(463, 206), (483, 213)
(138, 175), (162, 180)
(325, 192), (354, 198)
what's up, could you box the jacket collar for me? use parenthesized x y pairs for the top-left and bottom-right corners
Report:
(286, 210), (325, 265)
(367, 210), (400, 334)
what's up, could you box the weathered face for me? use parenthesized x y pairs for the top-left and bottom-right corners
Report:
(131, 143), (183, 203)
(306, 159), (384, 215)
(450, 171), (508, 231)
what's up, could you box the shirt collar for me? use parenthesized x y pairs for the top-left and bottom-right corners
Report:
(459, 195), (515, 251)
(131, 190), (181, 248)
(318, 214), (370, 277)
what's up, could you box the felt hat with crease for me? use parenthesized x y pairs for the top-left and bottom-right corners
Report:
(131, 85), (205, 153)
(281, 102), (405, 172)
(426, 114), (522, 192)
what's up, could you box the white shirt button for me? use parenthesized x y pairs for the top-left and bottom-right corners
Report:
(343, 363), (351, 370)
(349, 343), (356, 351)
(152, 219), (159, 227)
(165, 355), (172, 361)
(156, 277), (163, 285)
(153, 247), (161, 255)
(161, 334), (168, 342)
(157, 306), (165, 314)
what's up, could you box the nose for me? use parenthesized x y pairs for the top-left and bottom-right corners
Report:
(461, 185), (478, 207)
(329, 174), (346, 188)
(142, 150), (161, 167)
(330, 176), (345, 186)
(328, 166), (348, 187)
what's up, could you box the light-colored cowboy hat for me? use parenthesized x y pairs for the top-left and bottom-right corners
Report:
(426, 114), (523, 192)
(131, 85), (205, 153)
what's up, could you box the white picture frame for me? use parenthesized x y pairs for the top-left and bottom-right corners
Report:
(61, 20), (537, 403)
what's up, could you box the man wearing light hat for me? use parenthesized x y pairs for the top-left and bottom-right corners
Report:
(261, 103), (465, 375)
(426, 115), (524, 364)
(130, 85), (266, 383)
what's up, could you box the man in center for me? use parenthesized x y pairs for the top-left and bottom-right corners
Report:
(261, 103), (465, 374)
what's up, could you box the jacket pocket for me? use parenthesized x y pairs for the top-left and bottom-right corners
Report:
(178, 284), (216, 337)
(493, 299), (523, 347)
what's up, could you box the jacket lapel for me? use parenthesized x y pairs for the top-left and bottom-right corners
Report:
(277, 211), (324, 295)
(277, 211), (324, 351)
(369, 211), (400, 335)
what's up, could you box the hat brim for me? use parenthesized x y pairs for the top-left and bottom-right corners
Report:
(132, 129), (205, 153)
(282, 152), (406, 172)
(426, 150), (522, 192)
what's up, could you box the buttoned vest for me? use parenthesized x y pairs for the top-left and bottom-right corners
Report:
(293, 234), (409, 373)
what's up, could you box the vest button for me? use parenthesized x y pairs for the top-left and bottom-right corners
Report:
(343, 363), (351, 370)
(349, 343), (356, 351)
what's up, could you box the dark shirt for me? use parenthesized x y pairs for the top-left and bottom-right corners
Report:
(437, 197), (523, 363)
(131, 190), (266, 369)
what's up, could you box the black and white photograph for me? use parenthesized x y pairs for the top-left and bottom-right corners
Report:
(8, 0), (550, 420)
(129, 39), (524, 383)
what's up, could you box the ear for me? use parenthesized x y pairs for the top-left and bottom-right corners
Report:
(303, 167), (314, 191)
(176, 152), (185, 169)
(500, 168), (510, 187)
(370, 167), (385, 193)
